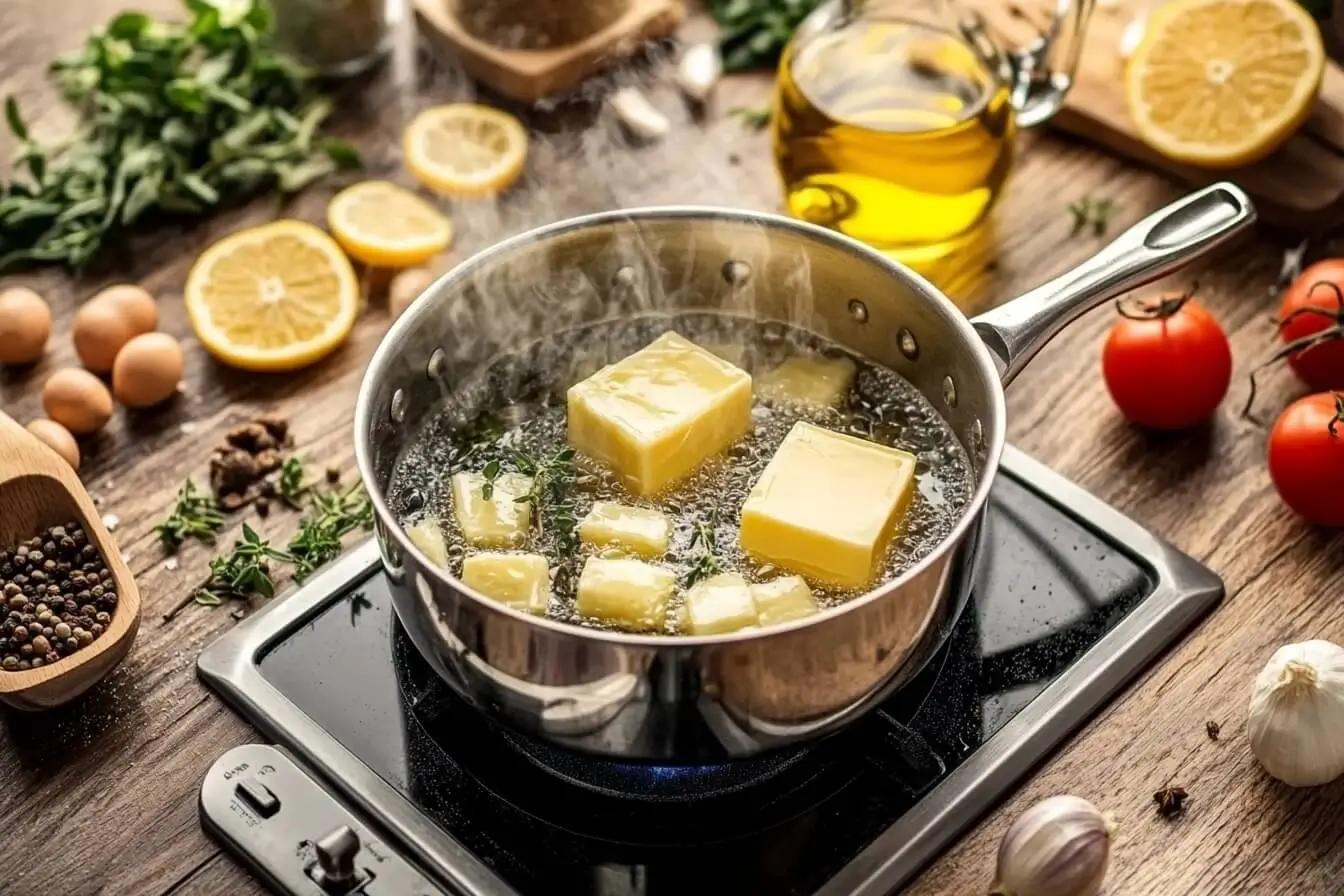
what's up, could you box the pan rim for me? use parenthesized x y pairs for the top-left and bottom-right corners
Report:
(354, 204), (1008, 647)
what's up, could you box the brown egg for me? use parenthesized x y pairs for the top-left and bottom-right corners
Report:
(92, 283), (158, 334)
(0, 287), (51, 365)
(112, 332), (184, 408)
(389, 267), (438, 320)
(42, 368), (113, 434)
(25, 419), (80, 470)
(72, 300), (137, 373)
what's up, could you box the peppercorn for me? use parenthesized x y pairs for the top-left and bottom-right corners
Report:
(0, 523), (113, 672)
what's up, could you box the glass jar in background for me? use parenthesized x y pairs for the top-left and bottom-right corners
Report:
(269, 0), (395, 77)
(772, 0), (1093, 271)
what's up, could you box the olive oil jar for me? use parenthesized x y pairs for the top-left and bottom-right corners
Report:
(772, 0), (1094, 267)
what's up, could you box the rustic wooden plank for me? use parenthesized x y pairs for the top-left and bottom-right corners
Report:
(0, 3), (1340, 896)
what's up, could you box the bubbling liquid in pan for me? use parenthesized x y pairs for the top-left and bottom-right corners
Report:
(387, 313), (974, 633)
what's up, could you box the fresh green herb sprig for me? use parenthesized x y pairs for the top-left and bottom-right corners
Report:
(0, 0), (360, 273)
(194, 524), (289, 606)
(730, 106), (772, 131)
(277, 456), (308, 510)
(1069, 196), (1119, 237)
(287, 482), (375, 582)
(684, 509), (724, 588)
(709, 0), (822, 71)
(156, 479), (225, 550)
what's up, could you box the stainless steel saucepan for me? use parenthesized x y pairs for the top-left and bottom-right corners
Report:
(355, 183), (1254, 763)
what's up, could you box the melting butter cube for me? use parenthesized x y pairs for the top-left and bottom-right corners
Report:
(683, 572), (758, 635)
(579, 502), (671, 557)
(461, 552), (550, 615)
(757, 355), (856, 410)
(576, 557), (676, 632)
(406, 519), (451, 569)
(451, 471), (533, 547)
(750, 576), (820, 627)
(740, 422), (917, 588)
(567, 331), (753, 496)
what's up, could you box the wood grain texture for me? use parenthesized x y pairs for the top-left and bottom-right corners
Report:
(0, 2), (1341, 895)
(970, 0), (1344, 231)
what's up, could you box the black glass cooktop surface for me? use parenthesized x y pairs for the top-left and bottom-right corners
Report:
(199, 447), (1222, 896)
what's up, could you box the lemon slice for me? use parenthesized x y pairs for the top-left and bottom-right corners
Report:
(403, 104), (529, 198)
(185, 220), (359, 372)
(1124, 0), (1325, 168)
(328, 180), (453, 268)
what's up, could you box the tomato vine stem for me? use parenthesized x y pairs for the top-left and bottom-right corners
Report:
(1244, 281), (1344, 423)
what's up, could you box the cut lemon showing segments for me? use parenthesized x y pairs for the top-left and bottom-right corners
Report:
(185, 220), (359, 373)
(1123, 0), (1325, 169)
(403, 103), (529, 198)
(327, 180), (453, 268)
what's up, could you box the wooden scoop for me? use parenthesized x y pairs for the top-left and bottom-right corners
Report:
(0, 411), (140, 710)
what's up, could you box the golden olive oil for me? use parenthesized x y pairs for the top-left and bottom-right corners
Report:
(773, 17), (1015, 266)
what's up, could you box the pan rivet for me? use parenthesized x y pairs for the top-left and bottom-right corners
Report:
(612, 266), (637, 288)
(427, 348), (446, 380)
(721, 260), (752, 286)
(390, 389), (407, 424)
(969, 418), (986, 458)
(847, 299), (869, 323)
(942, 375), (958, 408)
(898, 328), (919, 360)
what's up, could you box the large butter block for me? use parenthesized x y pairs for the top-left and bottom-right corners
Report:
(682, 572), (758, 635)
(739, 422), (918, 588)
(567, 331), (753, 496)
(451, 471), (533, 547)
(757, 355), (856, 410)
(575, 557), (676, 632)
(461, 552), (550, 615)
(406, 519), (451, 569)
(578, 502), (671, 557)
(750, 576), (820, 626)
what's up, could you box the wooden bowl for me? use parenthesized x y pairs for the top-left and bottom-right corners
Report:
(0, 412), (140, 710)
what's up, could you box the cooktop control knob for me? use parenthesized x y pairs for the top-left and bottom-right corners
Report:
(311, 825), (361, 892)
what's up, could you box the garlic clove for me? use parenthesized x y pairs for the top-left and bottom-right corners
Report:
(993, 795), (1112, 896)
(1118, 10), (1148, 62)
(608, 87), (671, 141)
(1248, 639), (1344, 788)
(674, 43), (723, 103)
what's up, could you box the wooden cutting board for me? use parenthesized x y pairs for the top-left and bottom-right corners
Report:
(969, 0), (1344, 231)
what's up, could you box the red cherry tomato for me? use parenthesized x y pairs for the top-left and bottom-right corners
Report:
(1268, 392), (1344, 527)
(1101, 294), (1232, 430)
(1278, 260), (1344, 392)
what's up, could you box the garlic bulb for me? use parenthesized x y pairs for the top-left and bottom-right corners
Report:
(992, 795), (1112, 896)
(674, 43), (722, 102)
(608, 87), (670, 141)
(1248, 639), (1344, 787)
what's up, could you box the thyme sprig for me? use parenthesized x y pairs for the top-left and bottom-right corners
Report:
(1069, 196), (1118, 237)
(155, 479), (225, 550)
(684, 509), (724, 588)
(194, 524), (289, 606)
(730, 106), (772, 131)
(276, 456), (309, 510)
(287, 482), (374, 582)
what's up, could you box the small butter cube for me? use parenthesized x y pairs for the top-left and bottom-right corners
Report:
(740, 422), (917, 588)
(579, 502), (671, 557)
(406, 519), (451, 569)
(683, 572), (758, 635)
(750, 576), (820, 627)
(568, 331), (753, 496)
(451, 471), (533, 547)
(757, 355), (856, 410)
(461, 552), (550, 615)
(576, 557), (676, 632)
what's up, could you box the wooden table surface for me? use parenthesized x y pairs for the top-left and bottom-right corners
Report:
(2, 2), (1342, 894)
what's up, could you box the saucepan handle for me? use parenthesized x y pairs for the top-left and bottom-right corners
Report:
(971, 182), (1256, 386)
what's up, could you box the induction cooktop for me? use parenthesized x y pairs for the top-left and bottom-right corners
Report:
(196, 446), (1222, 895)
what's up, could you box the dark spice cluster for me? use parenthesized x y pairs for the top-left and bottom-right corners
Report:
(210, 414), (291, 509)
(0, 523), (115, 672)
